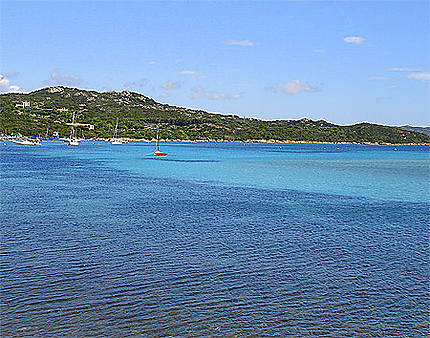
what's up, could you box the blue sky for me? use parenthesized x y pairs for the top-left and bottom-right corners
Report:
(1, 1), (429, 125)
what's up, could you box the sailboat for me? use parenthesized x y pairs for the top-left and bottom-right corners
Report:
(111, 119), (123, 145)
(68, 112), (79, 146)
(12, 138), (41, 146)
(153, 125), (168, 156)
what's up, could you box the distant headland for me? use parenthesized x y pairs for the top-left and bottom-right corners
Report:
(1, 86), (429, 145)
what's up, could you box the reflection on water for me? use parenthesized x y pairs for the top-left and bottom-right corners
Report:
(144, 158), (220, 163)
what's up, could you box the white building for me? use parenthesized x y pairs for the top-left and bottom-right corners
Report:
(15, 101), (31, 108)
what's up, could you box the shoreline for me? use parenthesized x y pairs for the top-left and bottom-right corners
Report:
(1, 136), (429, 146)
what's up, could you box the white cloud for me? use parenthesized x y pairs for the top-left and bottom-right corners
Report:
(312, 49), (326, 53)
(407, 72), (430, 81)
(226, 40), (254, 46)
(368, 76), (387, 81)
(161, 81), (180, 90)
(269, 80), (320, 95)
(234, 82), (252, 87)
(190, 86), (242, 100)
(376, 96), (391, 104)
(45, 71), (82, 86)
(179, 70), (200, 75)
(124, 78), (148, 88)
(0, 74), (22, 92)
(5, 71), (20, 78)
(388, 85), (398, 89)
(159, 92), (169, 98)
(389, 67), (422, 72)
(148, 61), (157, 65)
(344, 36), (366, 44)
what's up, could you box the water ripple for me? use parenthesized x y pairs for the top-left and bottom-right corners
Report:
(1, 146), (429, 336)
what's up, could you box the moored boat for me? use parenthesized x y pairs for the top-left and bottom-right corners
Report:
(110, 118), (123, 144)
(153, 124), (167, 156)
(153, 150), (168, 156)
(12, 139), (41, 146)
(68, 112), (79, 146)
(68, 139), (79, 146)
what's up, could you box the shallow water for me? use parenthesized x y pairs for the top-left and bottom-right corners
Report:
(1, 141), (429, 336)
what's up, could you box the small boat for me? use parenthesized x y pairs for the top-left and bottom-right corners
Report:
(68, 112), (79, 146)
(154, 150), (168, 156)
(12, 139), (41, 146)
(111, 118), (123, 145)
(69, 139), (79, 146)
(153, 124), (168, 156)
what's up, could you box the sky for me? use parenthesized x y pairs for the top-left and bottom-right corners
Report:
(1, 0), (429, 126)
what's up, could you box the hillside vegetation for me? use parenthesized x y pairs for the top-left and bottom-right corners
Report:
(401, 125), (430, 136)
(1, 86), (429, 144)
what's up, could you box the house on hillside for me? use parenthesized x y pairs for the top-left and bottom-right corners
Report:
(65, 123), (95, 130)
(15, 101), (31, 108)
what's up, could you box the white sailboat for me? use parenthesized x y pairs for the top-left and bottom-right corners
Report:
(68, 112), (79, 146)
(111, 118), (123, 144)
(12, 138), (41, 146)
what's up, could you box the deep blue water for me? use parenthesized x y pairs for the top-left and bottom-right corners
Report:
(1, 141), (429, 336)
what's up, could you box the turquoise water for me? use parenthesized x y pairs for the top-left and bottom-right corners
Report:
(1, 141), (429, 335)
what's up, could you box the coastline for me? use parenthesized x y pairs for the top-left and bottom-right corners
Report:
(1, 136), (429, 146)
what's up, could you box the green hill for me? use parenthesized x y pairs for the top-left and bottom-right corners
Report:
(401, 125), (430, 136)
(1, 86), (429, 144)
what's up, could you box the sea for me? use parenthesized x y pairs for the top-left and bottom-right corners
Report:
(1, 141), (429, 336)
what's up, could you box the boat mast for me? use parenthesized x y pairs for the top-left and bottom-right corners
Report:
(70, 112), (76, 140)
(113, 118), (119, 139)
(155, 125), (160, 151)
